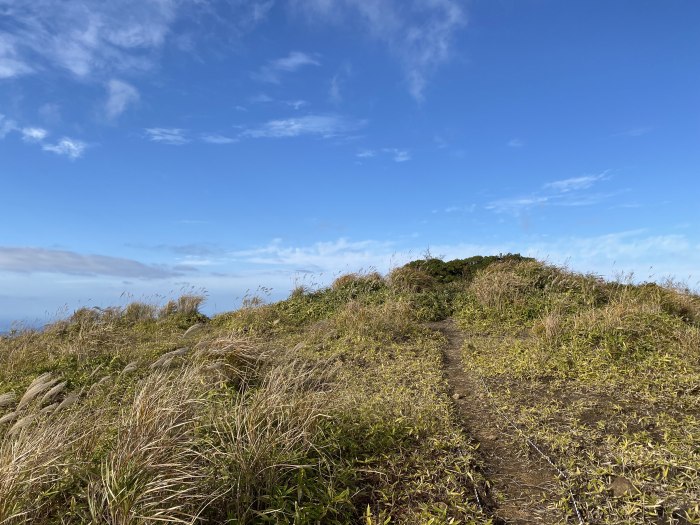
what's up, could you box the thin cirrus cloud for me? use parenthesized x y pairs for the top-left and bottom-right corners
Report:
(229, 237), (397, 273)
(42, 138), (88, 159)
(200, 134), (239, 144)
(0, 0), (180, 79)
(487, 172), (612, 214)
(292, 0), (466, 100)
(105, 79), (140, 119)
(0, 247), (183, 279)
(242, 114), (364, 139)
(0, 114), (17, 138)
(252, 51), (321, 83)
(145, 116), (361, 144)
(145, 127), (189, 145)
(356, 147), (411, 162)
(612, 126), (653, 138)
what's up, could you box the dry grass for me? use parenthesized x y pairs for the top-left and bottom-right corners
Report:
(459, 260), (700, 524)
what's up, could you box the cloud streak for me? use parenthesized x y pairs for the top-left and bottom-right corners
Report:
(1, 113), (86, 158)
(292, 0), (466, 100)
(243, 114), (364, 139)
(42, 138), (87, 159)
(105, 79), (139, 119)
(145, 128), (189, 145)
(487, 171), (612, 214)
(253, 51), (320, 83)
(0, 247), (182, 279)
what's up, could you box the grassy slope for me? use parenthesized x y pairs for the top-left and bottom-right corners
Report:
(0, 256), (698, 524)
(457, 260), (700, 524)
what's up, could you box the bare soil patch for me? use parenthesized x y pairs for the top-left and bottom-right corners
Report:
(430, 319), (569, 524)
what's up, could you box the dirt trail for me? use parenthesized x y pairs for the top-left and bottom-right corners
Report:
(431, 319), (569, 524)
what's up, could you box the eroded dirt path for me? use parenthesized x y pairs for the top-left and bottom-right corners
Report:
(431, 319), (569, 524)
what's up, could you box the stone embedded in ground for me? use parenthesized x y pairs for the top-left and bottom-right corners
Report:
(452, 393), (462, 400)
(609, 476), (638, 497)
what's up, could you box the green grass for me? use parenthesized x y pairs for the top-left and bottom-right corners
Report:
(1, 256), (698, 524)
(457, 260), (700, 524)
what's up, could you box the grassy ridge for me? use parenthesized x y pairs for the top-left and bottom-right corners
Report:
(1, 255), (698, 524)
(457, 260), (700, 523)
(0, 266), (491, 524)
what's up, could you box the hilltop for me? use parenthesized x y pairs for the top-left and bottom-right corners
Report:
(1, 256), (698, 524)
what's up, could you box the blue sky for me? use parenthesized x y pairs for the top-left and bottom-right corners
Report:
(1, 0), (699, 328)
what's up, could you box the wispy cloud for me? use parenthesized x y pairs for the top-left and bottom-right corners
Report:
(21, 127), (48, 142)
(105, 79), (139, 119)
(230, 237), (397, 272)
(356, 147), (411, 162)
(507, 138), (524, 148)
(42, 138), (87, 159)
(543, 173), (608, 193)
(0, 34), (33, 78)
(612, 126), (653, 138)
(243, 114), (364, 139)
(145, 127), (189, 145)
(2, 113), (86, 159)
(0, 1), (179, 79)
(487, 171), (612, 214)
(293, 0), (466, 100)
(253, 51), (320, 83)
(384, 148), (411, 162)
(440, 204), (476, 214)
(285, 100), (308, 110)
(356, 149), (376, 158)
(0, 247), (181, 279)
(0, 115), (17, 138)
(200, 133), (238, 144)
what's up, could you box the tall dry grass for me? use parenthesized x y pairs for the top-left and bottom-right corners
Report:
(0, 328), (336, 524)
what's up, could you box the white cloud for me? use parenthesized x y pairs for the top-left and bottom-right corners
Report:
(0, 0), (179, 79)
(145, 127), (189, 145)
(21, 127), (48, 142)
(200, 134), (238, 144)
(253, 51), (320, 83)
(42, 138), (87, 159)
(356, 149), (376, 158)
(0, 115), (17, 139)
(507, 138), (524, 148)
(105, 79), (139, 119)
(293, 0), (466, 100)
(230, 237), (398, 272)
(488, 171), (612, 214)
(0, 56), (33, 78)
(0, 0), (274, 83)
(359, 147), (411, 162)
(285, 99), (308, 110)
(544, 173), (608, 193)
(227, 229), (700, 287)
(272, 51), (320, 71)
(486, 196), (550, 214)
(329, 74), (342, 103)
(390, 149), (411, 162)
(0, 34), (33, 78)
(328, 63), (352, 104)
(0, 246), (181, 279)
(243, 114), (364, 139)
(250, 93), (275, 103)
